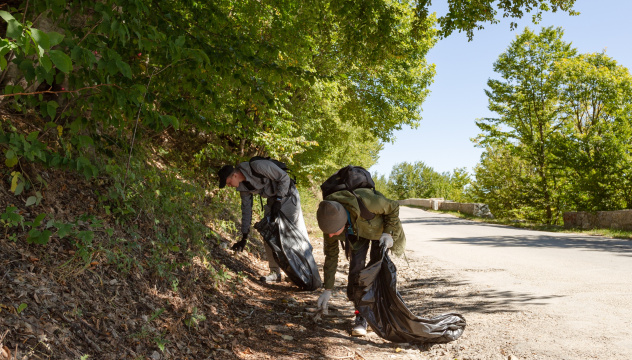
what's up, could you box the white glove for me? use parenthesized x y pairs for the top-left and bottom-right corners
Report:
(379, 233), (393, 249)
(317, 289), (332, 315)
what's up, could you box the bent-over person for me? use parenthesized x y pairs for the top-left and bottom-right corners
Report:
(316, 188), (406, 336)
(218, 159), (309, 283)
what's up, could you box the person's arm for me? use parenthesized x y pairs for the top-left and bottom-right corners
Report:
(240, 192), (253, 234)
(250, 160), (290, 197)
(323, 233), (342, 289)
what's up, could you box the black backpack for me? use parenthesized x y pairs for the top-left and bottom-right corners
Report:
(248, 156), (296, 200)
(249, 156), (289, 177)
(321, 165), (376, 220)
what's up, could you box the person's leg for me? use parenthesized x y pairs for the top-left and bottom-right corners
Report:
(347, 238), (369, 303)
(368, 239), (382, 266)
(347, 238), (370, 336)
(352, 310), (368, 336)
(260, 242), (281, 282)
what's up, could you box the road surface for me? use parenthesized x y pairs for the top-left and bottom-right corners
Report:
(400, 206), (632, 359)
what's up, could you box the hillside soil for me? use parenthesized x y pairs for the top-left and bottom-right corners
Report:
(2, 160), (497, 360)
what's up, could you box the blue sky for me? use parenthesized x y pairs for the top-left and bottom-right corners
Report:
(369, 0), (632, 177)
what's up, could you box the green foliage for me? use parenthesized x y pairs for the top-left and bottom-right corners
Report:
(184, 307), (206, 328)
(16, 303), (27, 314)
(0, 0), (575, 188)
(389, 161), (436, 199)
(1, 206), (23, 241)
(24, 213), (51, 244)
(0, 125), (98, 180)
(0, 204), (111, 261)
(0, 10), (69, 74)
(154, 334), (168, 352)
(473, 27), (632, 223)
(475, 27), (576, 223)
(469, 144), (541, 220)
(149, 308), (165, 322)
(424, 0), (578, 40)
(373, 172), (395, 200)
(552, 53), (632, 211)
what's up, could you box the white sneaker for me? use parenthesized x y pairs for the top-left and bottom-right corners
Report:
(259, 271), (281, 283)
(351, 315), (367, 336)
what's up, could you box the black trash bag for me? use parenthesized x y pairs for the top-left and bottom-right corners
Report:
(254, 214), (322, 291)
(356, 249), (466, 344)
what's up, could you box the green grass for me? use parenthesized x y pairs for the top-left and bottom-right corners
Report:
(406, 206), (632, 240)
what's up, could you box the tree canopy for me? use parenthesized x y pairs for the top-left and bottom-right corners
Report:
(1, 0), (578, 187)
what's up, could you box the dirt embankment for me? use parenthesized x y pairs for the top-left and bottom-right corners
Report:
(1, 161), (476, 360)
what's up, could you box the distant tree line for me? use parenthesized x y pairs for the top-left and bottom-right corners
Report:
(374, 161), (471, 203)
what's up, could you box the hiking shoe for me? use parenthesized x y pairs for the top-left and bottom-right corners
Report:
(259, 271), (281, 283)
(351, 314), (367, 336)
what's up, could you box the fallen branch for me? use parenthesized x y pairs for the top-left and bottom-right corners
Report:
(79, 318), (109, 338)
(343, 345), (366, 359)
(329, 354), (355, 359)
(0, 83), (121, 98)
(56, 310), (102, 353)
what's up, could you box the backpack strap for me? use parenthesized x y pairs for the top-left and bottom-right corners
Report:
(249, 158), (296, 194)
(249, 159), (266, 180)
(352, 191), (376, 220)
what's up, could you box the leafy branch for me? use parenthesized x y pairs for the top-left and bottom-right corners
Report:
(0, 83), (122, 98)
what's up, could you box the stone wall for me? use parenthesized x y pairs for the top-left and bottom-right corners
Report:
(398, 198), (494, 218)
(563, 210), (632, 230)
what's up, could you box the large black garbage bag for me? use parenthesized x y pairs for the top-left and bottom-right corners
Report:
(254, 214), (322, 291)
(356, 249), (466, 343)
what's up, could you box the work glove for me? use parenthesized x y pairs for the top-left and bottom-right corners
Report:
(231, 232), (249, 252)
(270, 197), (283, 220)
(379, 233), (393, 249)
(317, 289), (332, 315)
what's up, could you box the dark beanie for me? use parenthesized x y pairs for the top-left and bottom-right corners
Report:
(218, 165), (235, 188)
(317, 201), (347, 234)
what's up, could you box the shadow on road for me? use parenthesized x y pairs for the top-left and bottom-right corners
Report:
(397, 276), (563, 315)
(434, 235), (632, 256)
(402, 216), (632, 256)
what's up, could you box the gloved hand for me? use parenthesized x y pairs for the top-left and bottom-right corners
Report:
(270, 197), (283, 220)
(317, 289), (332, 315)
(379, 233), (393, 249)
(231, 232), (249, 252)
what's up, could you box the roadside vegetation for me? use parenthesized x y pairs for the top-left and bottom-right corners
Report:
(0, 0), (587, 358)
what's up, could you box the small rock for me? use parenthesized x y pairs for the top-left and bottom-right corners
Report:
(151, 351), (161, 360)
(281, 335), (293, 341)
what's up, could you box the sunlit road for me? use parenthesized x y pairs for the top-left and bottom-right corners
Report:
(400, 206), (632, 359)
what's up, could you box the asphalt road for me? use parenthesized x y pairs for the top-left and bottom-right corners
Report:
(400, 206), (632, 359)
